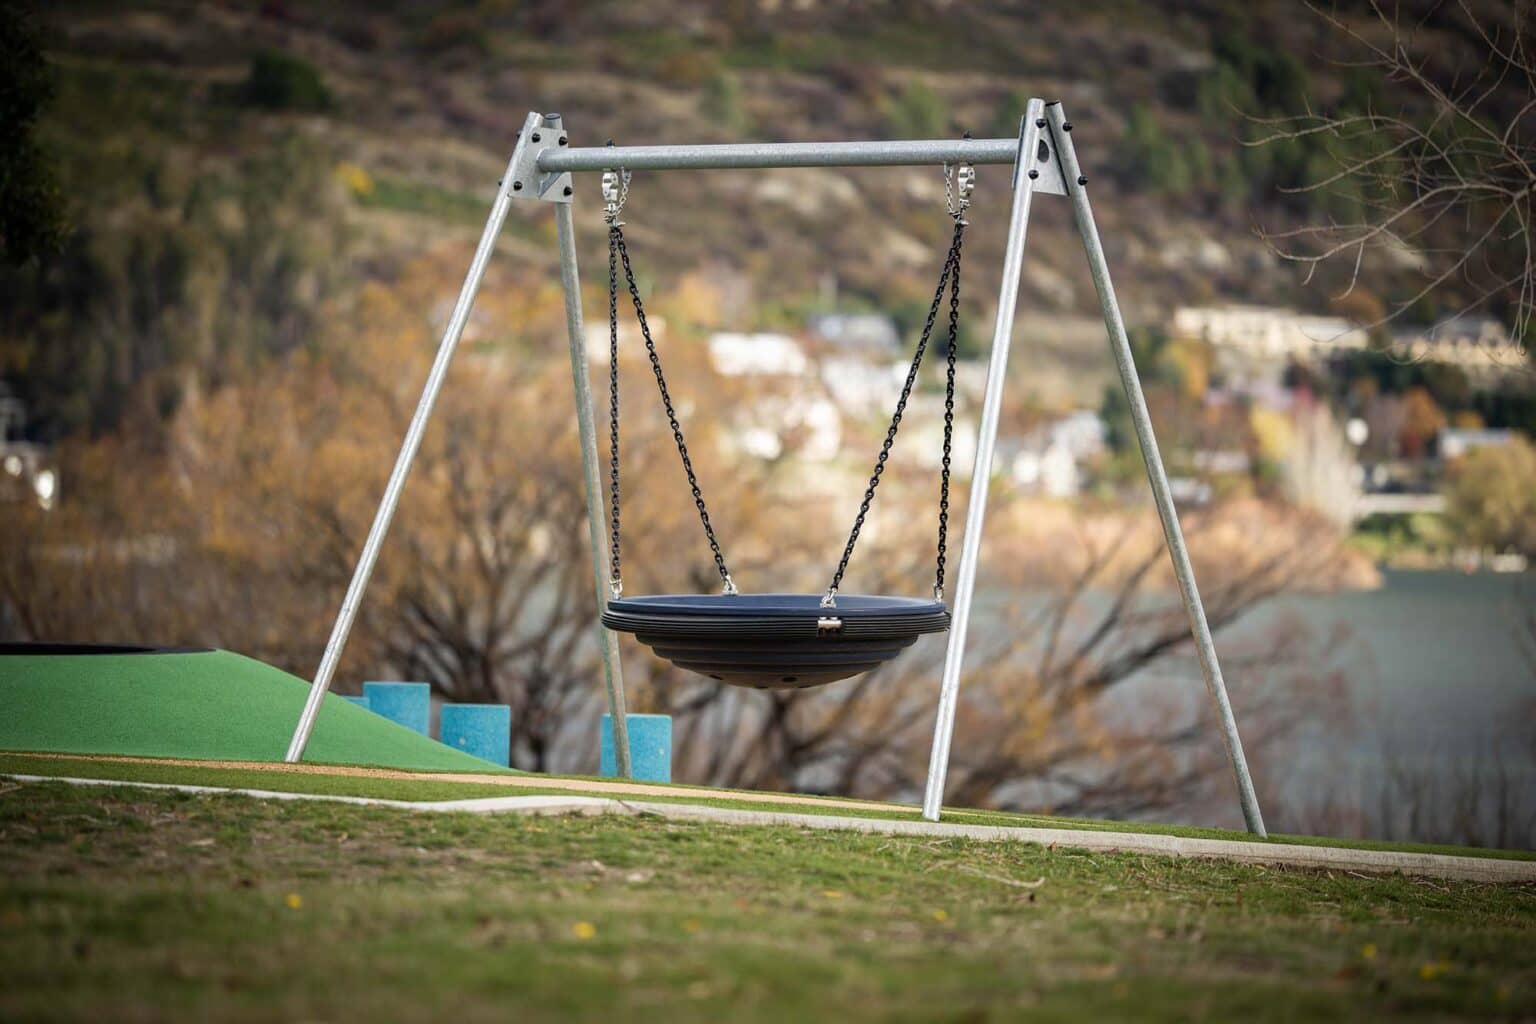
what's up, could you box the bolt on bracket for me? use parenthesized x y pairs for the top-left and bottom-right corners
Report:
(505, 112), (573, 204)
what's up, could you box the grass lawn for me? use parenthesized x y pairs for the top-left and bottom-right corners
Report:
(2, 779), (1532, 1021)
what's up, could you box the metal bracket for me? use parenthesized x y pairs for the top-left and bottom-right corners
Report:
(505, 112), (574, 204)
(1018, 121), (1067, 197)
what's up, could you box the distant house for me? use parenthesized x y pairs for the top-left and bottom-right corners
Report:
(724, 395), (842, 463)
(1000, 411), (1107, 498)
(807, 313), (901, 355)
(584, 317), (668, 364)
(1389, 317), (1524, 372)
(1438, 427), (1514, 460)
(707, 332), (809, 377)
(1008, 439), (1081, 497)
(950, 360), (990, 403)
(1166, 477), (1214, 506)
(1044, 410), (1107, 460)
(1171, 305), (1368, 362)
(1193, 449), (1252, 475)
(0, 387), (57, 511)
(820, 357), (906, 416)
(893, 393), (977, 478)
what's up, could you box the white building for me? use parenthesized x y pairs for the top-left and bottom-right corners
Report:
(724, 395), (843, 463)
(0, 389), (56, 511)
(584, 316), (668, 365)
(1171, 305), (1369, 360)
(807, 313), (901, 354)
(820, 358), (907, 416)
(895, 393), (977, 478)
(1044, 410), (1107, 460)
(1390, 317), (1525, 372)
(1009, 441), (1081, 498)
(1438, 427), (1514, 460)
(707, 332), (810, 377)
(1000, 411), (1107, 499)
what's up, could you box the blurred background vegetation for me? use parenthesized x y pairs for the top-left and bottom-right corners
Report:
(2, 0), (1529, 444)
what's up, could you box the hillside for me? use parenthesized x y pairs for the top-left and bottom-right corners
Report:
(5, 0), (1511, 442)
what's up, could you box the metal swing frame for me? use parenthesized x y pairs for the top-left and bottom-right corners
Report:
(282, 100), (1267, 837)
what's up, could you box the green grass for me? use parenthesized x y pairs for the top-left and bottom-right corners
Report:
(1, 779), (1531, 1021)
(3, 753), (1532, 864)
(0, 651), (502, 772)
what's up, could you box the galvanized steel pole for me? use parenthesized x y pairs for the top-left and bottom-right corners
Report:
(1045, 102), (1266, 836)
(539, 138), (1022, 173)
(283, 114), (541, 763)
(554, 194), (633, 779)
(920, 102), (1046, 821)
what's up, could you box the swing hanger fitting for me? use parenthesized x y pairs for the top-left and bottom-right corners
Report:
(944, 161), (975, 223)
(602, 166), (631, 224)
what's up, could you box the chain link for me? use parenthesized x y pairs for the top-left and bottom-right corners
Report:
(824, 216), (967, 605)
(608, 218), (736, 594)
(606, 153), (971, 606)
(607, 220), (623, 596)
(934, 213), (964, 601)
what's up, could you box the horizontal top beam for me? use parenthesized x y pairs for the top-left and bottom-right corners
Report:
(536, 137), (1021, 173)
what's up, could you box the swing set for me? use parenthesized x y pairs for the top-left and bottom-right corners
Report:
(281, 100), (1267, 834)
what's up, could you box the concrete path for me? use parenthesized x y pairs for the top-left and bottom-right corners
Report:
(10, 773), (1533, 885)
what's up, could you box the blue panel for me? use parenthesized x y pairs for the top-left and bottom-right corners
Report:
(601, 713), (672, 783)
(340, 695), (371, 710)
(439, 704), (512, 767)
(361, 681), (431, 735)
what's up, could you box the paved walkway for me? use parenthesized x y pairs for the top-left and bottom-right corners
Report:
(10, 773), (1533, 885)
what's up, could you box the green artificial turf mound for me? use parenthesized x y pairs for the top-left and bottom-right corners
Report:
(0, 648), (502, 772)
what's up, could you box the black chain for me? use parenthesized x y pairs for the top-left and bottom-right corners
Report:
(825, 217), (966, 602)
(607, 226), (623, 594)
(935, 220), (963, 599)
(608, 221), (736, 592)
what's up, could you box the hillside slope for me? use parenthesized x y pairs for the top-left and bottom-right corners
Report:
(9, 0), (1498, 440)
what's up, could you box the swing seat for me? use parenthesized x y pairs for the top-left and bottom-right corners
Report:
(602, 593), (949, 689)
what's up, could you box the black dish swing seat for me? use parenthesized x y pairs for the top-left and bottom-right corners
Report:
(597, 160), (974, 690)
(603, 594), (950, 689)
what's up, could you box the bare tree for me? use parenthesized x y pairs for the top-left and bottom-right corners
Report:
(1251, 1), (1536, 352)
(641, 497), (1354, 827)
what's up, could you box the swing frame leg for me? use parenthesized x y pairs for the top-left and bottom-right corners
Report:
(920, 100), (1047, 820)
(920, 102), (1266, 837)
(1046, 102), (1264, 835)
(283, 112), (634, 777)
(554, 193), (632, 779)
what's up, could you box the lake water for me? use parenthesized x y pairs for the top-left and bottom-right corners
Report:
(1222, 569), (1535, 843)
